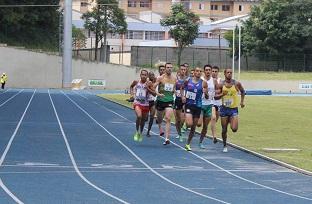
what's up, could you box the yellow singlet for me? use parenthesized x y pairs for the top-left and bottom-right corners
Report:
(222, 83), (239, 108)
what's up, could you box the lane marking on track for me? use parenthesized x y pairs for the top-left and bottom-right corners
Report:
(48, 89), (130, 204)
(0, 89), (24, 108)
(0, 89), (35, 204)
(0, 179), (24, 204)
(63, 91), (230, 204)
(77, 92), (312, 201)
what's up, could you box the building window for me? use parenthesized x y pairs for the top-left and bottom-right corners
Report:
(199, 3), (204, 10)
(140, 0), (150, 8)
(197, 33), (208, 38)
(145, 31), (165, 40)
(107, 32), (121, 39)
(211, 5), (218, 10)
(239, 5), (244, 11)
(222, 5), (230, 11)
(128, 0), (136, 7)
(181, 0), (191, 10)
(126, 31), (144, 39)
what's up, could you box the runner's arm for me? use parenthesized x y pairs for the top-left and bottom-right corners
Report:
(236, 82), (245, 108)
(153, 76), (164, 97)
(203, 80), (209, 99)
(129, 80), (138, 99)
(214, 83), (224, 100)
(147, 81), (156, 96)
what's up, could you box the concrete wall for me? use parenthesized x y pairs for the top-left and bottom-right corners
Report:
(0, 46), (142, 89)
(1, 46), (311, 93)
(0, 47), (62, 88)
(72, 60), (140, 89)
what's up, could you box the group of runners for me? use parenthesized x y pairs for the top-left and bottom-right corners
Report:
(129, 62), (245, 152)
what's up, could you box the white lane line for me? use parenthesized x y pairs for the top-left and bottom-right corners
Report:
(0, 89), (24, 108)
(1, 164), (293, 173)
(0, 89), (35, 204)
(0, 89), (10, 95)
(71, 90), (88, 100)
(0, 89), (35, 166)
(0, 179), (24, 204)
(48, 89), (129, 204)
(82, 95), (312, 201)
(63, 91), (230, 204)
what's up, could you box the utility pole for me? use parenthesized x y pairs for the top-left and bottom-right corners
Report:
(62, 0), (72, 88)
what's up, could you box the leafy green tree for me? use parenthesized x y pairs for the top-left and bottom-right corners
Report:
(72, 25), (86, 49)
(0, 0), (60, 51)
(161, 3), (200, 66)
(243, 0), (312, 55)
(82, 0), (127, 61)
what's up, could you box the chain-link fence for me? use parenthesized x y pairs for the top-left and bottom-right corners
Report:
(130, 46), (312, 72)
(73, 45), (131, 65)
(73, 46), (312, 72)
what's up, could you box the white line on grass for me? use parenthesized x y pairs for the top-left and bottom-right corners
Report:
(48, 90), (130, 204)
(79, 93), (312, 201)
(0, 89), (35, 204)
(63, 91), (230, 204)
(0, 89), (24, 108)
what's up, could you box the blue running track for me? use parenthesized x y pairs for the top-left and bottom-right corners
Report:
(0, 89), (311, 204)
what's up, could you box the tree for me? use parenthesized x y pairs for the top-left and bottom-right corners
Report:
(242, 0), (312, 55)
(82, 0), (127, 61)
(0, 0), (60, 51)
(161, 3), (200, 66)
(72, 25), (86, 49)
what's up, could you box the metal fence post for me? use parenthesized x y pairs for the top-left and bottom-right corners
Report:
(303, 54), (306, 72)
(207, 49), (209, 64)
(151, 47), (154, 68)
(193, 49), (195, 68)
(136, 46), (139, 66)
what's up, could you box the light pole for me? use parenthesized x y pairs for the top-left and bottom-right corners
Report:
(62, 0), (72, 88)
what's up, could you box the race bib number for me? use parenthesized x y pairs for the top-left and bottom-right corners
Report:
(164, 83), (174, 92)
(136, 89), (147, 101)
(186, 91), (196, 100)
(176, 90), (181, 97)
(223, 99), (233, 107)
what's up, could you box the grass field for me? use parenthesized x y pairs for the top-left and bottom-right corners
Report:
(98, 94), (312, 172)
(237, 71), (312, 80)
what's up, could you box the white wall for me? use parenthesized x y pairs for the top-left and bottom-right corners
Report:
(0, 47), (62, 88)
(0, 46), (142, 89)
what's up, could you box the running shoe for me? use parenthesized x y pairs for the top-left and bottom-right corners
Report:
(185, 144), (192, 151)
(213, 137), (218, 144)
(175, 134), (180, 139)
(138, 133), (143, 142)
(199, 143), (205, 149)
(146, 132), (151, 137)
(223, 147), (228, 153)
(133, 132), (139, 141)
(163, 139), (170, 145)
(160, 132), (164, 136)
(179, 133), (184, 142)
